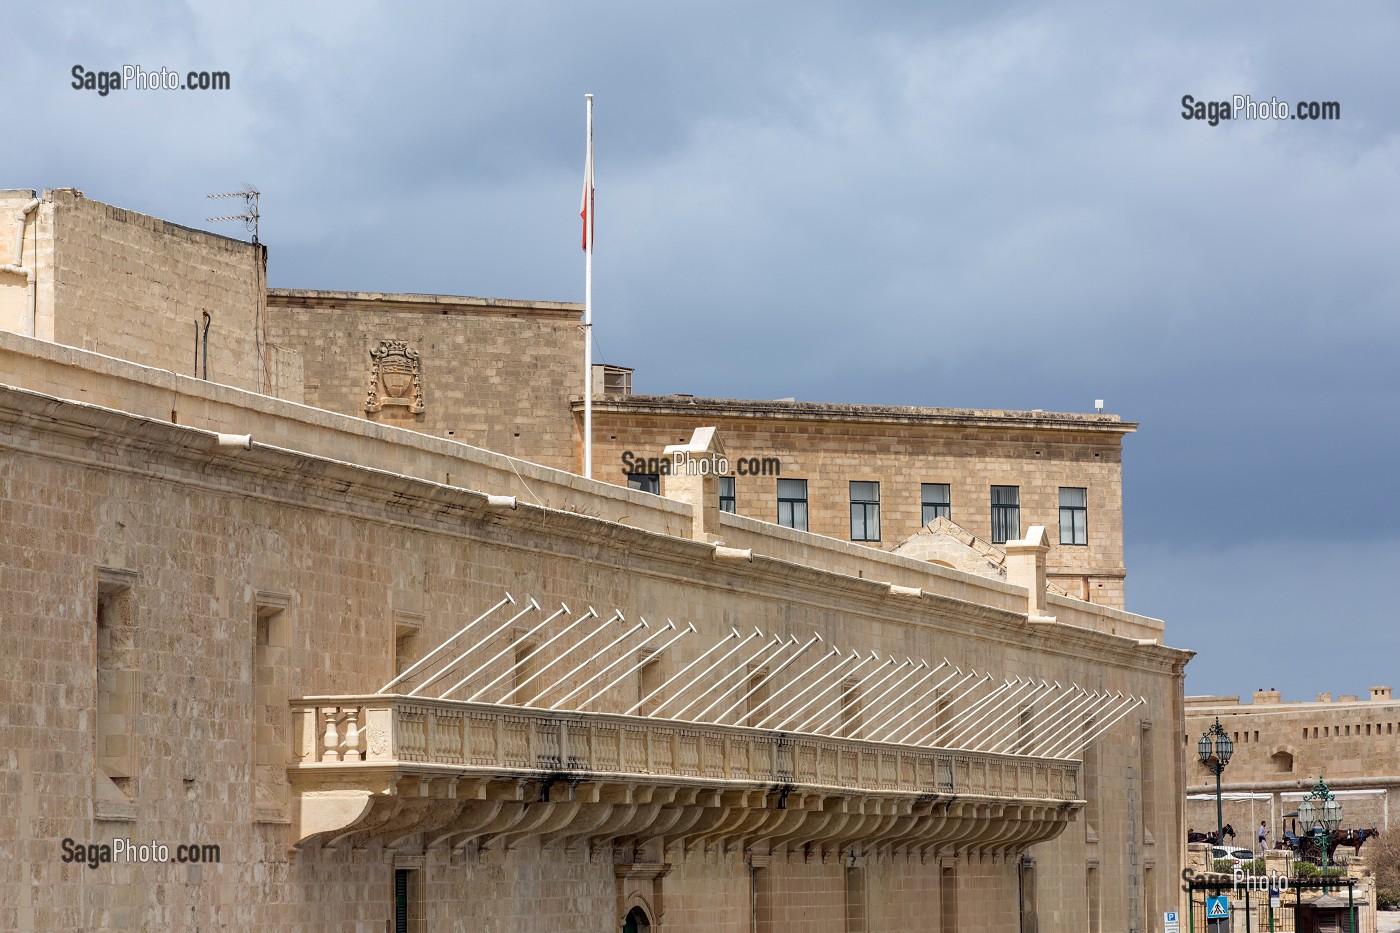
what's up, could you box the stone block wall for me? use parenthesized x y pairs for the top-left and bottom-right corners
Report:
(0, 370), (1185, 930)
(588, 402), (1130, 608)
(266, 289), (584, 472)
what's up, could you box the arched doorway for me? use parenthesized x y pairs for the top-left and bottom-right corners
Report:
(622, 905), (651, 933)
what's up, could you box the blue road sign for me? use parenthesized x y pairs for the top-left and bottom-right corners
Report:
(1206, 896), (1230, 919)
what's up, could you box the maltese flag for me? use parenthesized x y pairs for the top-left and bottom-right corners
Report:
(580, 126), (594, 252)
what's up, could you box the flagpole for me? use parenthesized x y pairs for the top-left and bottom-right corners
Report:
(583, 93), (594, 479)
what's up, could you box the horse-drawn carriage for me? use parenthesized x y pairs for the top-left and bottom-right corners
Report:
(1276, 812), (1378, 865)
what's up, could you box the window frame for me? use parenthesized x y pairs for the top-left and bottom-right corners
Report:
(920, 483), (951, 526)
(849, 480), (881, 542)
(990, 485), (1020, 544)
(776, 478), (809, 531)
(1058, 487), (1088, 546)
(719, 476), (736, 514)
(626, 473), (660, 495)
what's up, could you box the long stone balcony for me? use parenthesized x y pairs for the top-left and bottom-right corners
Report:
(288, 696), (1082, 860)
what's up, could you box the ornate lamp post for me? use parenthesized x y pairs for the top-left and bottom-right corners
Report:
(1197, 717), (1234, 845)
(1297, 776), (1343, 887)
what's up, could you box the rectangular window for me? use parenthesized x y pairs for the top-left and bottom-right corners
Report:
(849, 481), (880, 541)
(921, 483), (951, 525)
(626, 473), (660, 495)
(719, 476), (736, 513)
(1059, 487), (1088, 545)
(990, 486), (1020, 544)
(777, 478), (808, 531)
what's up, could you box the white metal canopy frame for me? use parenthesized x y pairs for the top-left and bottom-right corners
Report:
(376, 593), (1145, 760)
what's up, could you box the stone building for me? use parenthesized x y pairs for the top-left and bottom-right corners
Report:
(264, 293), (1133, 609)
(1185, 689), (1400, 845)
(1, 187), (1191, 931)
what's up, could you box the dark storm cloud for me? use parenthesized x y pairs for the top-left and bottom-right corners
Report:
(5, 0), (1399, 698)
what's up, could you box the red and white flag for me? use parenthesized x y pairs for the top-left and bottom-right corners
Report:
(580, 121), (594, 252)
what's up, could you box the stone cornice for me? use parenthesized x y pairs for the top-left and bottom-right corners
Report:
(267, 288), (582, 320)
(574, 395), (1136, 436)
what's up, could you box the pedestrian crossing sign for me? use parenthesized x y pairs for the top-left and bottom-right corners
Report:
(1206, 896), (1230, 919)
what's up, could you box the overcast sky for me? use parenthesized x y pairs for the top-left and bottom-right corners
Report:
(8, 1), (1399, 700)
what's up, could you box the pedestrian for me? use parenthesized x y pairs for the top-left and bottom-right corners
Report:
(1257, 820), (1267, 856)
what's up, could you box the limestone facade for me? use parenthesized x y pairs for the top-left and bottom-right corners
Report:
(266, 289), (585, 472)
(0, 190), (1188, 931)
(254, 286), (1131, 610)
(0, 188), (300, 400)
(1185, 689), (1400, 845)
(584, 396), (1132, 609)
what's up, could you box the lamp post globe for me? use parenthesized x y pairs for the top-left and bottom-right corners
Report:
(1198, 718), (1232, 846)
(1298, 776), (1343, 887)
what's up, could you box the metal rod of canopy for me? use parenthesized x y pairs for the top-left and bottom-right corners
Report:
(765, 649), (874, 732)
(751, 645), (848, 729)
(410, 597), (541, 696)
(1014, 687), (1101, 758)
(898, 671), (993, 746)
(986, 683), (1083, 756)
(378, 594), (515, 694)
(868, 665), (965, 743)
(882, 668), (977, 745)
(993, 684), (1087, 756)
(1030, 689), (1112, 758)
(715, 633), (822, 725)
(1045, 694), (1143, 759)
(518, 612), (631, 707)
(974, 680), (1067, 754)
(529, 616), (649, 706)
(838, 659), (931, 738)
(575, 621), (696, 711)
(930, 676), (1023, 747)
(476, 606), (600, 703)
(787, 652), (887, 734)
(436, 604), (572, 700)
(1042, 694), (1138, 759)
(690, 634), (797, 723)
(663, 629), (769, 720)
(625, 627), (743, 716)
(953, 678), (1049, 751)
(853, 658), (931, 724)
(812, 658), (912, 737)
(860, 660), (950, 739)
(552, 619), (679, 710)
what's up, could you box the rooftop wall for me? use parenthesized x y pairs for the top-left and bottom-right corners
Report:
(266, 289), (584, 472)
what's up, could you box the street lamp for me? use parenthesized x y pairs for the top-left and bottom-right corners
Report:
(1297, 776), (1343, 887)
(1197, 717), (1234, 846)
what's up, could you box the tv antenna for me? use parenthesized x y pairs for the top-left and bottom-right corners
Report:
(206, 185), (260, 243)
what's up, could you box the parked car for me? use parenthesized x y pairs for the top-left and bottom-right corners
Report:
(1213, 846), (1255, 865)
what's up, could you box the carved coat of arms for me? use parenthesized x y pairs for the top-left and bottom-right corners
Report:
(364, 340), (425, 414)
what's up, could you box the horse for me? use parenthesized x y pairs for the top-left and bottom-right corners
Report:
(1186, 824), (1235, 846)
(1337, 827), (1379, 857)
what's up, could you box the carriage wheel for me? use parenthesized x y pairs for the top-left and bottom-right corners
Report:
(1303, 839), (1327, 867)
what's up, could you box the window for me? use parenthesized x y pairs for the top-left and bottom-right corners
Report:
(96, 568), (139, 819)
(777, 479), (808, 531)
(921, 483), (950, 525)
(627, 473), (660, 495)
(990, 486), (1020, 544)
(1059, 487), (1088, 545)
(719, 476), (736, 513)
(849, 481), (880, 541)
